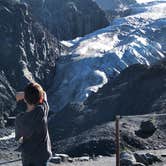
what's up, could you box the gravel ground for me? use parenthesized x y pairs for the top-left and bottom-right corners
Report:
(0, 157), (116, 166)
(1, 122), (166, 166)
(1, 155), (166, 166)
(1, 150), (166, 166)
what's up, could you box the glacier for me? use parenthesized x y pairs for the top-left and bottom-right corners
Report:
(49, 0), (166, 112)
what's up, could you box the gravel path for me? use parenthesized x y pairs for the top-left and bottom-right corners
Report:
(1, 155), (166, 166)
(1, 149), (166, 166)
(0, 157), (116, 166)
(0, 149), (166, 166)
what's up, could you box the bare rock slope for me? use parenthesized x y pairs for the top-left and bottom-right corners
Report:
(0, 0), (61, 125)
(22, 0), (109, 40)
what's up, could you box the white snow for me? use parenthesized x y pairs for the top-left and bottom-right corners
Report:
(87, 70), (108, 93)
(49, 0), (166, 112)
(136, 0), (162, 3)
(0, 131), (15, 141)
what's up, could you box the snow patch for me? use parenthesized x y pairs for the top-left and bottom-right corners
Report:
(87, 70), (108, 93)
(0, 132), (15, 141)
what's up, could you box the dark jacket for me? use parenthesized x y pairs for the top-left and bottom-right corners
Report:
(15, 96), (52, 162)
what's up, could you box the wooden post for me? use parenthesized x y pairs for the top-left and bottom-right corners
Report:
(116, 115), (120, 166)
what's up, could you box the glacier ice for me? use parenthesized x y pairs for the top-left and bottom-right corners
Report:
(49, 0), (166, 112)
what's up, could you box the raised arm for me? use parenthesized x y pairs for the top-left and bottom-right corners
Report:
(15, 92), (24, 102)
(43, 91), (49, 115)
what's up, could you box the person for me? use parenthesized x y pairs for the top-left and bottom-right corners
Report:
(15, 82), (52, 166)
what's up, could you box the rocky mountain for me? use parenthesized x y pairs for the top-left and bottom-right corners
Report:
(49, 59), (166, 156)
(49, 0), (166, 113)
(0, 0), (61, 126)
(21, 0), (109, 40)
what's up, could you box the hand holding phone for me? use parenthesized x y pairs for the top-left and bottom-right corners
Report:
(18, 137), (23, 144)
(16, 92), (24, 102)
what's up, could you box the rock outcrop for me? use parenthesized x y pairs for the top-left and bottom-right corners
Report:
(0, 0), (61, 126)
(86, 60), (166, 118)
(120, 151), (162, 166)
(21, 0), (109, 40)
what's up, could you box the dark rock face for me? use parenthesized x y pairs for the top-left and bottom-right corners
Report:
(86, 61), (166, 120)
(0, 0), (61, 125)
(0, 71), (16, 124)
(134, 153), (162, 166)
(21, 0), (109, 40)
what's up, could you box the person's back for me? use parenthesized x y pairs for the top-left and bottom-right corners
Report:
(15, 82), (52, 166)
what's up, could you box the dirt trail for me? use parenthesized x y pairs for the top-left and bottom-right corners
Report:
(1, 149), (166, 166)
(0, 157), (116, 166)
